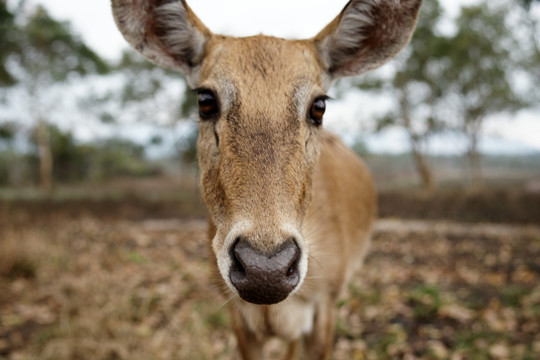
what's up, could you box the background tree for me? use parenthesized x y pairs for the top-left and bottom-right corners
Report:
(439, 1), (525, 187)
(0, 121), (17, 185)
(516, 0), (540, 100)
(358, 0), (533, 190)
(358, 0), (447, 192)
(115, 50), (198, 163)
(0, 122), (16, 147)
(80, 49), (197, 164)
(0, 3), (108, 192)
(519, 0), (540, 10)
(0, 1), (19, 87)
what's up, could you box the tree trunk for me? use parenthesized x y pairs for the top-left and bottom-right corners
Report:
(467, 132), (483, 189)
(399, 88), (435, 192)
(464, 119), (484, 189)
(37, 117), (53, 193)
(410, 136), (435, 192)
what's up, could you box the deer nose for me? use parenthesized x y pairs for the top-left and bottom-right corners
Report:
(229, 237), (300, 305)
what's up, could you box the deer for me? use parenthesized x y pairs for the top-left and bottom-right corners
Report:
(111, 0), (421, 358)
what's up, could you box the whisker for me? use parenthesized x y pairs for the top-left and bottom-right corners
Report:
(304, 201), (326, 223)
(217, 295), (235, 310)
(308, 253), (324, 270)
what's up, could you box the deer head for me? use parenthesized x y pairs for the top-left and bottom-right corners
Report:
(112, 0), (421, 305)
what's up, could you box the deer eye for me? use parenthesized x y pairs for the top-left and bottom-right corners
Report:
(308, 96), (327, 126)
(197, 89), (219, 119)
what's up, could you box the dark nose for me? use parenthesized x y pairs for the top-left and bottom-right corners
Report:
(229, 238), (301, 305)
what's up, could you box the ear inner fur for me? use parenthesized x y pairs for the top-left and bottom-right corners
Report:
(314, 0), (422, 78)
(111, 0), (212, 81)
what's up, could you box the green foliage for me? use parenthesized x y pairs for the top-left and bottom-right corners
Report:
(181, 125), (199, 165)
(81, 49), (194, 147)
(0, 151), (21, 186)
(180, 86), (198, 118)
(446, 3), (524, 123)
(519, 0), (540, 10)
(1, 4), (109, 86)
(114, 50), (181, 105)
(500, 284), (530, 308)
(407, 285), (443, 322)
(0, 122), (16, 142)
(87, 137), (160, 181)
(117, 52), (164, 104)
(25, 6), (109, 78)
(0, 1), (18, 86)
(177, 88), (199, 164)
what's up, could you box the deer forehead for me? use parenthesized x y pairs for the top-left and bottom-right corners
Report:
(199, 36), (327, 117)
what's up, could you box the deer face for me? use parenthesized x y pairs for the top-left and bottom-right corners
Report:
(196, 37), (325, 303)
(112, 0), (421, 305)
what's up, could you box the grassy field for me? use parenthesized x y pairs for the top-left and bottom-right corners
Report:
(1, 188), (539, 360)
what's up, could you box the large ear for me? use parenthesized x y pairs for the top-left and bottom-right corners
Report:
(314, 0), (422, 80)
(111, 0), (211, 85)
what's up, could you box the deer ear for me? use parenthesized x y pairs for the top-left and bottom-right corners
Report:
(314, 0), (422, 79)
(111, 0), (211, 85)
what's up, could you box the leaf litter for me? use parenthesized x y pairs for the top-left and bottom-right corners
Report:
(1, 216), (539, 359)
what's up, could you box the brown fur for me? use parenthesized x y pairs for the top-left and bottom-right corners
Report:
(111, 1), (422, 358)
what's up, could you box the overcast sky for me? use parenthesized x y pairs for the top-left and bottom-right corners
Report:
(24, 0), (540, 153)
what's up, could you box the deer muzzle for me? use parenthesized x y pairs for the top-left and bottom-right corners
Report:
(229, 237), (301, 305)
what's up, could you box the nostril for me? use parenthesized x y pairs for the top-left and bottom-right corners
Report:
(230, 238), (247, 281)
(287, 266), (294, 277)
(283, 239), (300, 284)
(286, 257), (299, 277)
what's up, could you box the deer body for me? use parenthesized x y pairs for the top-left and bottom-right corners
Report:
(112, 1), (421, 358)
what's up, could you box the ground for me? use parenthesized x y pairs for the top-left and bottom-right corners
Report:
(1, 197), (540, 359)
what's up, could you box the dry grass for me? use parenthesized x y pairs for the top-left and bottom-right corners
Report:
(1, 211), (540, 360)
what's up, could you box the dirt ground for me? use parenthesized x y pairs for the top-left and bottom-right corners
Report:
(1, 209), (540, 359)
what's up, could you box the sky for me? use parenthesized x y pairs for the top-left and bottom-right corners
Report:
(25, 0), (540, 154)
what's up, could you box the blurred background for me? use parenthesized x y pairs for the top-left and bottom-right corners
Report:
(0, 0), (538, 197)
(1, 0), (540, 359)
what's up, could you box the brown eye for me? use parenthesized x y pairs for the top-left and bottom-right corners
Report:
(309, 97), (327, 126)
(197, 89), (219, 119)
